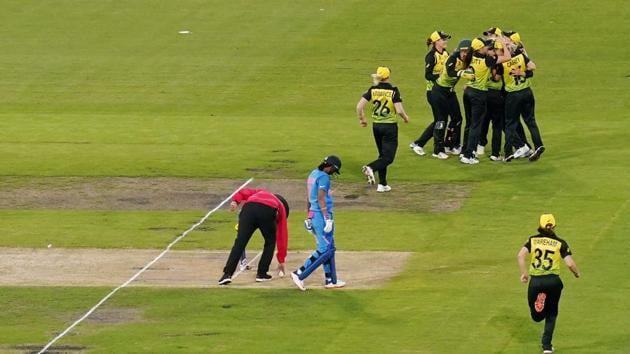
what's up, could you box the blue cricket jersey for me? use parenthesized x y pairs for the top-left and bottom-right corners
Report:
(307, 169), (333, 216)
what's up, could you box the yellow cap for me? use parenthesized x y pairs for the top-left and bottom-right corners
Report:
(483, 27), (503, 36)
(471, 38), (485, 51)
(510, 32), (522, 45)
(494, 41), (503, 49)
(375, 66), (390, 79)
(429, 31), (451, 43)
(539, 214), (556, 228)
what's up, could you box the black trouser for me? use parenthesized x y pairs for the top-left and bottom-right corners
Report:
(480, 89), (505, 157)
(368, 123), (398, 186)
(463, 87), (487, 158)
(528, 274), (564, 348)
(431, 85), (463, 153)
(505, 88), (543, 151)
(413, 91), (438, 147)
(223, 202), (277, 277)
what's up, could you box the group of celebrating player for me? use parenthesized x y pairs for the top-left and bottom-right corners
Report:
(409, 27), (545, 164)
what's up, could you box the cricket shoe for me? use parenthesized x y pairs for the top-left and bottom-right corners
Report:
(449, 146), (462, 155)
(505, 145), (530, 162)
(489, 155), (503, 161)
(535, 292), (547, 313)
(362, 165), (376, 185)
(528, 146), (546, 162)
(376, 184), (391, 192)
(542, 346), (555, 354)
(410, 143), (426, 156)
(218, 274), (232, 285)
(459, 156), (479, 165)
(514, 145), (531, 159)
(291, 271), (306, 291)
(432, 152), (449, 160)
(476, 144), (485, 156)
(239, 258), (251, 271)
(324, 280), (346, 289)
(255, 273), (272, 282)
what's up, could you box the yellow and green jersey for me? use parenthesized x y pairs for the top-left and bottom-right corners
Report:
(501, 51), (532, 92)
(361, 82), (403, 123)
(523, 234), (572, 276)
(466, 53), (497, 91)
(436, 52), (467, 89)
(425, 49), (449, 91)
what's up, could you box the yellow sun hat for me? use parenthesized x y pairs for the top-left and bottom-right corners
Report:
(539, 214), (556, 228)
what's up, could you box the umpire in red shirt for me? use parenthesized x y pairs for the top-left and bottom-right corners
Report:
(218, 188), (290, 285)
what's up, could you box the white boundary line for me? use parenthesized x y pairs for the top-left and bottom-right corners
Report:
(37, 178), (254, 354)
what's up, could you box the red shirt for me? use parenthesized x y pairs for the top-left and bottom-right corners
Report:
(232, 188), (288, 264)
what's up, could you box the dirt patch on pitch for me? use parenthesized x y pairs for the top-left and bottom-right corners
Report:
(0, 177), (468, 213)
(0, 248), (411, 290)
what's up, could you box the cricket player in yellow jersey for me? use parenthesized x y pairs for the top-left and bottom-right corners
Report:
(428, 39), (473, 157)
(501, 32), (545, 162)
(460, 37), (511, 164)
(357, 66), (410, 192)
(517, 214), (580, 354)
(410, 31), (451, 158)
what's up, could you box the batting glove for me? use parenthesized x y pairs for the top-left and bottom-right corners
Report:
(323, 219), (334, 233)
(304, 218), (313, 232)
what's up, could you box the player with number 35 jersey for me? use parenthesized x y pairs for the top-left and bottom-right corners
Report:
(517, 214), (581, 353)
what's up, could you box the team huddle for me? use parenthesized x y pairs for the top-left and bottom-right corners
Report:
(410, 27), (545, 164)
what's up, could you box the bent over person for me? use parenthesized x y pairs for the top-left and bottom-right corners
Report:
(517, 214), (580, 354)
(218, 188), (289, 285)
(356, 66), (410, 192)
(291, 155), (344, 291)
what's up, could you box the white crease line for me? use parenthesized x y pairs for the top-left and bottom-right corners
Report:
(36, 178), (254, 354)
(231, 251), (263, 281)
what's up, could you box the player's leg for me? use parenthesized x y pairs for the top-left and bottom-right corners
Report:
(431, 88), (450, 155)
(255, 206), (278, 279)
(220, 204), (258, 283)
(462, 90), (487, 160)
(527, 276), (546, 322)
(541, 276), (564, 350)
(445, 92), (463, 152)
(462, 88), (473, 152)
(295, 213), (333, 280)
(412, 91), (437, 149)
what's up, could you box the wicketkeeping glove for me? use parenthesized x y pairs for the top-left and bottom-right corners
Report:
(323, 219), (334, 233)
(457, 69), (475, 80)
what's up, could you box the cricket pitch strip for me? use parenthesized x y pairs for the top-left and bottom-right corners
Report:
(0, 248), (411, 290)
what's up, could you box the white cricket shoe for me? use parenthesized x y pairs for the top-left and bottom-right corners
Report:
(476, 144), (485, 156)
(432, 152), (449, 160)
(514, 145), (531, 159)
(376, 184), (392, 192)
(489, 155), (503, 161)
(362, 165), (376, 185)
(291, 271), (306, 291)
(324, 280), (346, 289)
(459, 156), (480, 165)
(409, 142), (418, 148)
(412, 145), (426, 156)
(542, 347), (554, 354)
(449, 146), (462, 155)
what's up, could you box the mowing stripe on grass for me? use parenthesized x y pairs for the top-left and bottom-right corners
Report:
(36, 178), (254, 354)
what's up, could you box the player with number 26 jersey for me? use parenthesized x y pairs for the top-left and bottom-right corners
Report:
(362, 81), (402, 123)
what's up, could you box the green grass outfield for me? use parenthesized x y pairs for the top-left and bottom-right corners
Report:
(1, 0), (630, 353)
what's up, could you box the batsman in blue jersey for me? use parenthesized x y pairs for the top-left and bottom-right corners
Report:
(291, 155), (346, 291)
